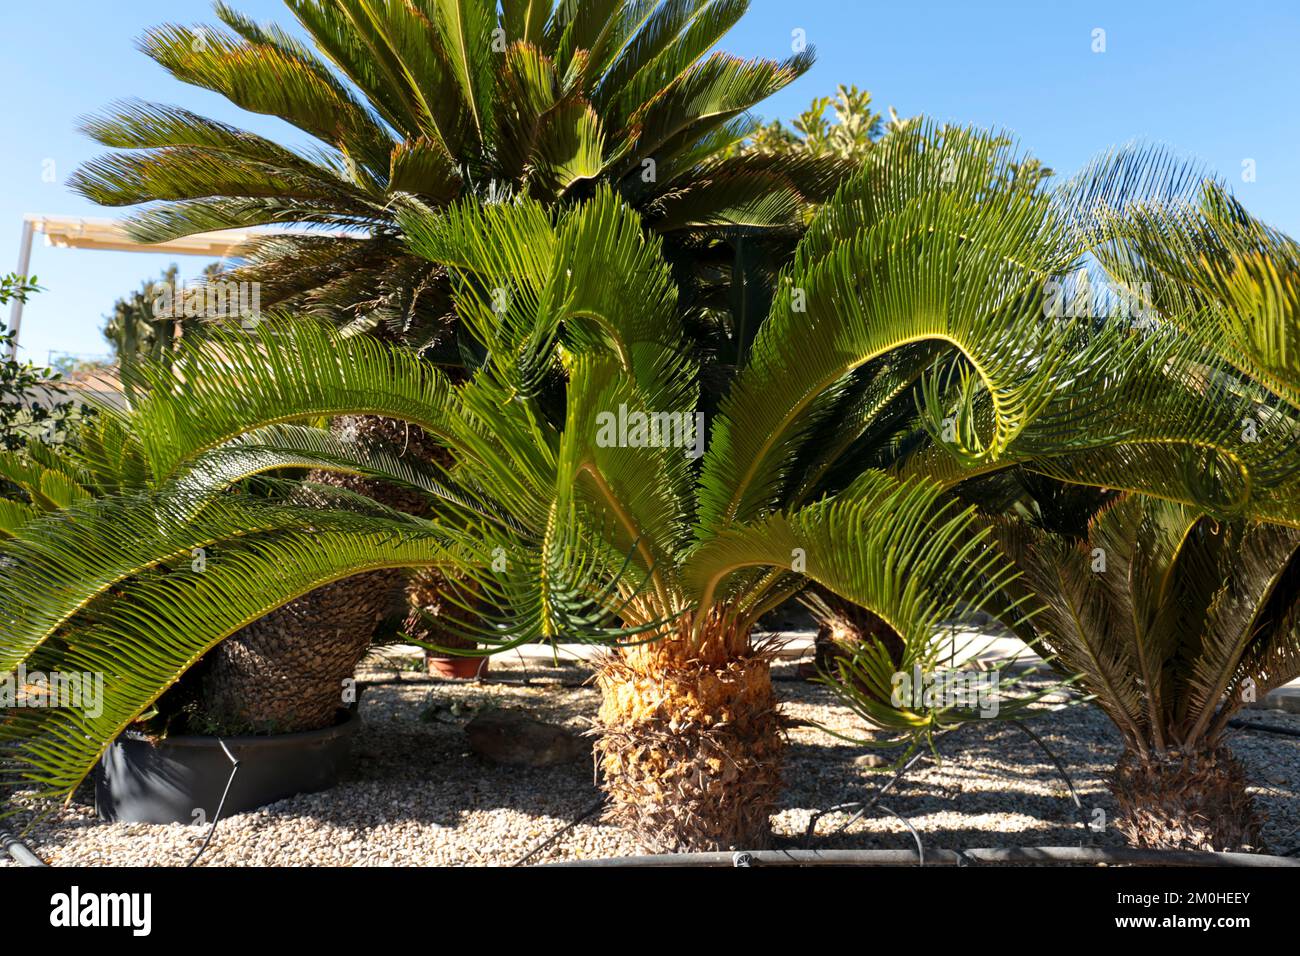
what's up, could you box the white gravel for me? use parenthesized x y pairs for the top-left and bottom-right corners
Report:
(4, 657), (1298, 866)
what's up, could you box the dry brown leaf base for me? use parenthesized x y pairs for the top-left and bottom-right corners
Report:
(1108, 746), (1264, 853)
(593, 624), (783, 854)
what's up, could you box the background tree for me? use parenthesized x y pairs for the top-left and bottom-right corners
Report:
(0, 276), (88, 457)
(743, 84), (899, 162)
(103, 262), (224, 366)
(71, 0), (837, 341)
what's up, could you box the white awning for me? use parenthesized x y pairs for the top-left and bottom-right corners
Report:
(28, 215), (262, 257)
(7, 214), (359, 360)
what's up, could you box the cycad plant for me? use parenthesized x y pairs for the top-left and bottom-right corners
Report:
(71, 0), (835, 334)
(983, 147), (1300, 852)
(785, 142), (1300, 844)
(69, 0), (845, 728)
(996, 495), (1300, 851)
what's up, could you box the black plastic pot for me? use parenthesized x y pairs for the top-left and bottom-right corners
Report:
(95, 709), (360, 824)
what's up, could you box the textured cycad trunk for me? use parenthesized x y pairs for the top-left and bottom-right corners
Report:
(198, 416), (439, 734)
(811, 588), (905, 681)
(593, 609), (783, 852)
(1108, 745), (1263, 852)
(197, 569), (401, 733)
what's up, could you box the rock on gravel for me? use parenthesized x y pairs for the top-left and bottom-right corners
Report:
(466, 708), (590, 767)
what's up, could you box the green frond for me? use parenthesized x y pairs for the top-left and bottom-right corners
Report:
(2, 515), (467, 798)
(0, 498), (39, 538)
(175, 422), (513, 529)
(388, 136), (462, 200)
(138, 19), (393, 173)
(125, 321), (462, 482)
(79, 99), (344, 182)
(351, 0), (480, 155)
(120, 197), (375, 244)
(1182, 519), (1300, 738)
(623, 49), (812, 171)
(425, 0), (496, 141)
(998, 492), (1300, 753)
(0, 488), (437, 675)
(529, 98), (606, 196)
(0, 451), (92, 510)
(401, 186), (686, 395)
(560, 353), (696, 595)
(684, 471), (1027, 726)
(501, 0), (551, 48)
(494, 42), (564, 183)
(69, 147), (377, 209)
(697, 123), (1076, 534)
(686, 470), (1012, 628)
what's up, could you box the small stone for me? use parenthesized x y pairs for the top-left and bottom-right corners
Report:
(854, 752), (892, 768)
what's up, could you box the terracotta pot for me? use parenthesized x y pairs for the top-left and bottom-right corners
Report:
(426, 655), (489, 680)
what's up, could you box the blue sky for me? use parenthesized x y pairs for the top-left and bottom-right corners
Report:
(4, 0), (1298, 364)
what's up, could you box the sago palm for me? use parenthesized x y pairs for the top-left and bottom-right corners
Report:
(785, 141), (1300, 818)
(70, 0), (836, 336)
(990, 147), (1300, 851)
(995, 494), (1300, 851)
(68, 0), (844, 729)
(2, 127), (1074, 846)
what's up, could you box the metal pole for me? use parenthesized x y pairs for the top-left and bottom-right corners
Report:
(7, 218), (36, 360)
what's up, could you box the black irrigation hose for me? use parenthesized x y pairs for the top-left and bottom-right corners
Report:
(875, 804), (924, 864)
(804, 726), (966, 846)
(545, 846), (1300, 867)
(1005, 720), (1094, 844)
(804, 746), (933, 845)
(513, 798), (605, 867)
(187, 738), (240, 867)
(1229, 716), (1300, 738)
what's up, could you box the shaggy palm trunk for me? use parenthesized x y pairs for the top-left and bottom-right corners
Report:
(198, 416), (438, 734)
(593, 609), (782, 852)
(812, 589), (905, 680)
(1108, 745), (1263, 852)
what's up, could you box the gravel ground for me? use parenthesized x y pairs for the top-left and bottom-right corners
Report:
(4, 656), (1299, 866)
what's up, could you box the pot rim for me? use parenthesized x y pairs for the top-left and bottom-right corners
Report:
(120, 707), (360, 749)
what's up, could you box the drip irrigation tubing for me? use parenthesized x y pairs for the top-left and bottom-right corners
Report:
(0, 822), (47, 867)
(544, 846), (1300, 867)
(1229, 716), (1300, 738)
